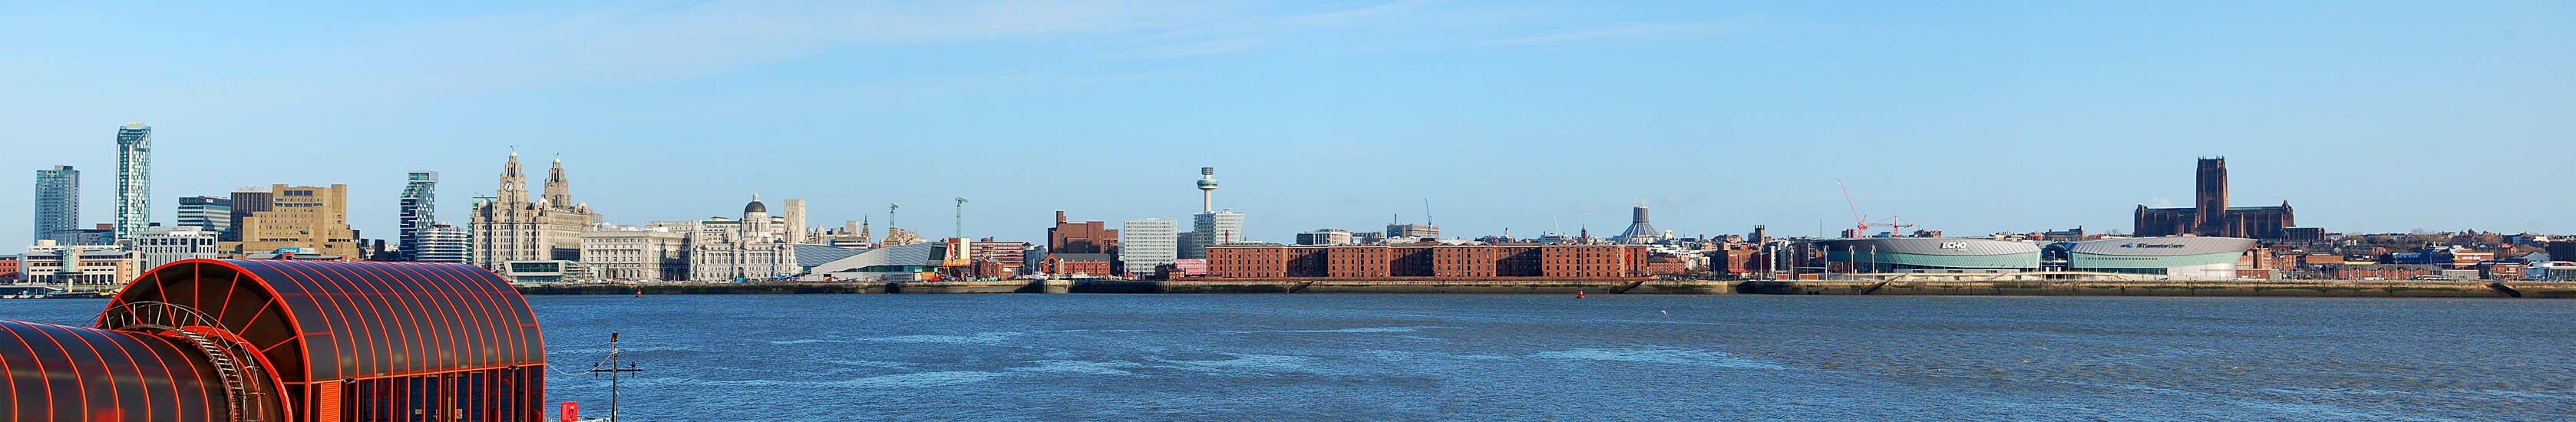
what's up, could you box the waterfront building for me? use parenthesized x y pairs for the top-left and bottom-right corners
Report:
(806, 242), (944, 281)
(687, 196), (799, 282)
(17, 239), (141, 289)
(414, 221), (471, 263)
(2134, 157), (2298, 239)
(1812, 237), (2041, 274)
(399, 170), (438, 260)
(0, 256), (17, 283)
(1202, 244), (1651, 280)
(1618, 204), (1663, 245)
(2048, 236), (2258, 279)
(969, 239), (1031, 275)
(2528, 261), (2576, 282)
(223, 186), (272, 241)
(176, 196), (232, 234)
(1182, 211), (1246, 259)
(1297, 229), (1356, 246)
(32, 165), (78, 243)
(582, 223), (690, 281)
(114, 122), (150, 240)
(123, 226), (220, 269)
(470, 152), (602, 269)
(228, 184), (362, 259)
(1049, 211), (1119, 254)
(1121, 218), (1179, 275)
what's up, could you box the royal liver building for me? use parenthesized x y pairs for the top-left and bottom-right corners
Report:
(689, 195), (798, 282)
(471, 152), (602, 270)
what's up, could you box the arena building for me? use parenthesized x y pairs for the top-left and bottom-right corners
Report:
(1811, 238), (2041, 274)
(2051, 236), (2258, 279)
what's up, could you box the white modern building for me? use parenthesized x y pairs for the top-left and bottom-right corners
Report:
(1181, 211), (1245, 260)
(1296, 229), (1356, 246)
(18, 240), (141, 290)
(1121, 218), (1179, 274)
(413, 222), (471, 263)
(123, 226), (219, 269)
(583, 223), (689, 281)
(688, 196), (799, 282)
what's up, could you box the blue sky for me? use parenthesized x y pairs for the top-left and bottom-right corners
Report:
(4, 1), (2571, 253)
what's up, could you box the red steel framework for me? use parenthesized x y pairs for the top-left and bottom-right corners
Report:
(2, 259), (550, 421)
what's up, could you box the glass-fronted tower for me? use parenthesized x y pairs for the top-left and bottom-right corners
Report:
(114, 122), (152, 240)
(176, 196), (233, 234)
(399, 171), (438, 261)
(33, 166), (79, 243)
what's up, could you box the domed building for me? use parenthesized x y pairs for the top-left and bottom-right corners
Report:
(689, 194), (800, 282)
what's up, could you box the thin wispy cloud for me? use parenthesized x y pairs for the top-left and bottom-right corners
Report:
(1488, 18), (1761, 46)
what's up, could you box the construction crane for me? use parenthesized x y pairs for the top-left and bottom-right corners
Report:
(1838, 179), (1916, 237)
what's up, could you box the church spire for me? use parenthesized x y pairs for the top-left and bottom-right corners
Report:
(543, 154), (573, 205)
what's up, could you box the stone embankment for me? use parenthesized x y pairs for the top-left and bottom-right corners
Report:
(517, 279), (2576, 298)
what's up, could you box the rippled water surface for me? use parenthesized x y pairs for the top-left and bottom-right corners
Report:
(8, 295), (2573, 420)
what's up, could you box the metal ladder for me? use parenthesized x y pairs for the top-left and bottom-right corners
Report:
(179, 330), (262, 422)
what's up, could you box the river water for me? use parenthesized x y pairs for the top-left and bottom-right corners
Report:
(7, 295), (2572, 420)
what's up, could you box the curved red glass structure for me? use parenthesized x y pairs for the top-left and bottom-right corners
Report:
(4, 259), (549, 421)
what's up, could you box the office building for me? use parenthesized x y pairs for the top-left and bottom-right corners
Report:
(32, 166), (78, 243)
(470, 152), (602, 269)
(688, 195), (799, 282)
(223, 186), (273, 242)
(413, 221), (471, 263)
(2135, 157), (2297, 239)
(18, 240), (141, 290)
(1386, 223), (1439, 239)
(398, 171), (437, 260)
(1121, 219), (1179, 275)
(114, 122), (150, 240)
(1183, 211), (1247, 259)
(230, 184), (361, 259)
(582, 223), (689, 281)
(176, 196), (231, 234)
(124, 226), (220, 269)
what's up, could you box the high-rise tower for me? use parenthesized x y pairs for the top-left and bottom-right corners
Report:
(398, 171), (438, 260)
(114, 122), (151, 240)
(1197, 166), (1219, 213)
(33, 166), (78, 243)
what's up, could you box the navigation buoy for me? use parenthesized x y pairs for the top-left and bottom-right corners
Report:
(1576, 290), (1586, 299)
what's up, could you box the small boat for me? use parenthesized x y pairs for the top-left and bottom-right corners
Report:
(0, 285), (64, 299)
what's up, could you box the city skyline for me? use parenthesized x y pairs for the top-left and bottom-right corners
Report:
(5, 2), (2574, 253)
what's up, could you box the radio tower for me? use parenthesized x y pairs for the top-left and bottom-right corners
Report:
(1197, 167), (1220, 213)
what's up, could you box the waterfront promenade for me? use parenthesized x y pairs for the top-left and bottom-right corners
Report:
(518, 279), (2576, 298)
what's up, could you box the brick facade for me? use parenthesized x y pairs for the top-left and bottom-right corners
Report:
(1206, 245), (1648, 280)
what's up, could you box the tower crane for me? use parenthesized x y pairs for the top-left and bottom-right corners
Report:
(1838, 180), (1917, 237)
